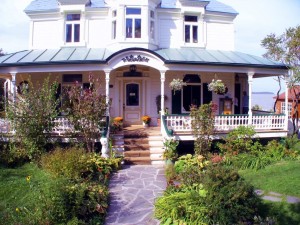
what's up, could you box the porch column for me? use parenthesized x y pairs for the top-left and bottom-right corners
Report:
(160, 71), (166, 134)
(160, 71), (166, 116)
(10, 72), (17, 104)
(284, 73), (289, 131)
(247, 72), (254, 125)
(104, 70), (111, 117)
(101, 70), (111, 158)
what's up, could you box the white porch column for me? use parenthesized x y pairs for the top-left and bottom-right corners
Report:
(101, 70), (111, 158)
(10, 72), (17, 104)
(160, 71), (166, 115)
(160, 71), (166, 134)
(247, 72), (254, 125)
(104, 70), (111, 117)
(284, 74), (289, 131)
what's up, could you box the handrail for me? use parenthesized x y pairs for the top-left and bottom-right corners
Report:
(162, 115), (174, 137)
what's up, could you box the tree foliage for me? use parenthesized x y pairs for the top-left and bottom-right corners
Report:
(66, 73), (107, 152)
(7, 77), (59, 160)
(261, 26), (300, 133)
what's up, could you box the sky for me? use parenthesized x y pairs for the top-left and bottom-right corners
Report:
(0, 0), (300, 93)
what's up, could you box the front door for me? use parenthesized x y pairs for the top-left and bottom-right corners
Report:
(123, 81), (142, 125)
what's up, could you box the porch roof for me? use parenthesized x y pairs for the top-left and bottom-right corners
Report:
(0, 47), (288, 70)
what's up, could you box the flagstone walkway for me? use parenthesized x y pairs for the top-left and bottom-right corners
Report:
(105, 165), (167, 225)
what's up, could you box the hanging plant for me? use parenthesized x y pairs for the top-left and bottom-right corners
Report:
(208, 79), (227, 94)
(169, 78), (187, 94)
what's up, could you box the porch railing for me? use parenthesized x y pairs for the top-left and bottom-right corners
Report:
(162, 114), (286, 135)
(0, 116), (109, 137)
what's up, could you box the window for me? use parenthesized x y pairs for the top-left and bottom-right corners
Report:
(126, 83), (139, 106)
(150, 10), (155, 40)
(65, 13), (81, 43)
(182, 75), (201, 111)
(112, 10), (117, 39)
(125, 8), (141, 38)
(281, 102), (292, 118)
(184, 15), (198, 43)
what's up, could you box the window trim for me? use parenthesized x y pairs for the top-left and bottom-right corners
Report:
(125, 7), (142, 39)
(184, 15), (198, 44)
(64, 12), (85, 46)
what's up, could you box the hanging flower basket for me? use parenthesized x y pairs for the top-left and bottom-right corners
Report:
(169, 78), (187, 94)
(208, 79), (227, 94)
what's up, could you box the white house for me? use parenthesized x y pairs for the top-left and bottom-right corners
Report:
(0, 0), (290, 162)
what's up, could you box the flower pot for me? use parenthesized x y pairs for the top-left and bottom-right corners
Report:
(143, 122), (149, 128)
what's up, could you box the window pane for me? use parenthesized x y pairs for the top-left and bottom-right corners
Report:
(112, 10), (117, 17)
(184, 15), (197, 22)
(66, 24), (72, 42)
(193, 25), (198, 43)
(126, 19), (133, 38)
(112, 21), (116, 39)
(63, 74), (82, 83)
(185, 25), (190, 43)
(74, 24), (80, 42)
(67, 14), (80, 21)
(150, 10), (155, 18)
(135, 19), (141, 38)
(150, 21), (155, 39)
(126, 83), (139, 106)
(126, 8), (141, 15)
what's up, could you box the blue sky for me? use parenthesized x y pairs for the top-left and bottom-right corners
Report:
(0, 0), (299, 93)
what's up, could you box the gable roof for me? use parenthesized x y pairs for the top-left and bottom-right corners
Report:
(0, 47), (288, 70)
(25, 0), (237, 14)
(276, 86), (300, 101)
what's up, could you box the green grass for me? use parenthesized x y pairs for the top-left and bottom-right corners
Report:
(0, 163), (62, 223)
(239, 160), (300, 197)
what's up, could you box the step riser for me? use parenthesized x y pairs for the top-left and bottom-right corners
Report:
(124, 152), (150, 157)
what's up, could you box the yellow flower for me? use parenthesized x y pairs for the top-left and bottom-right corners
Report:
(16, 208), (20, 212)
(26, 175), (31, 182)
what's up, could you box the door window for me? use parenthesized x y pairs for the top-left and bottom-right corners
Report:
(126, 83), (139, 106)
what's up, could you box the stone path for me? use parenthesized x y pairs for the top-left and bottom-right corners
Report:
(255, 190), (300, 204)
(105, 165), (167, 225)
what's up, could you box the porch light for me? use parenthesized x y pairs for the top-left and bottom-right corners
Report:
(130, 65), (137, 72)
(235, 74), (239, 82)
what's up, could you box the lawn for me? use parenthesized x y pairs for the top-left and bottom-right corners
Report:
(0, 163), (65, 224)
(239, 160), (300, 197)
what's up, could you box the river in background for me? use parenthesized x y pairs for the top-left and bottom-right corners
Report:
(252, 92), (275, 112)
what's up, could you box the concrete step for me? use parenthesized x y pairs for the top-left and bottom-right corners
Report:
(124, 150), (150, 157)
(123, 156), (151, 165)
(124, 144), (150, 151)
(124, 138), (149, 145)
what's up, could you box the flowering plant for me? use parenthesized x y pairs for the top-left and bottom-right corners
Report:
(169, 78), (187, 94)
(110, 117), (123, 132)
(113, 117), (123, 123)
(208, 79), (226, 94)
(142, 115), (151, 124)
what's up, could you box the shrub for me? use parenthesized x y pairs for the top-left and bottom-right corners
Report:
(218, 126), (256, 155)
(0, 143), (29, 167)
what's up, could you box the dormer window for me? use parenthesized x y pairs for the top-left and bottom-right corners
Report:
(125, 8), (141, 38)
(65, 13), (81, 43)
(184, 15), (198, 43)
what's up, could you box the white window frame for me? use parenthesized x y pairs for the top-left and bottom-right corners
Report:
(150, 10), (155, 41)
(125, 7), (142, 39)
(281, 102), (292, 118)
(112, 10), (117, 40)
(64, 13), (84, 46)
(184, 15), (198, 44)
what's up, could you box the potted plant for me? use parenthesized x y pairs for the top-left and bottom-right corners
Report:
(163, 138), (179, 165)
(142, 115), (151, 127)
(208, 79), (227, 94)
(169, 78), (187, 94)
(110, 116), (123, 133)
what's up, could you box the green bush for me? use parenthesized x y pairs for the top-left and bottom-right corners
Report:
(0, 143), (29, 167)
(202, 163), (263, 224)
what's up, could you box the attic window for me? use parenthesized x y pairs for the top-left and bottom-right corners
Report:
(125, 7), (142, 38)
(184, 15), (198, 43)
(65, 13), (81, 43)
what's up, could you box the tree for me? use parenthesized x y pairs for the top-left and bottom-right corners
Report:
(8, 77), (59, 160)
(261, 26), (300, 133)
(0, 48), (5, 56)
(67, 73), (107, 152)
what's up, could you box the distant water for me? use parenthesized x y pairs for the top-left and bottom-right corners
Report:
(252, 92), (275, 111)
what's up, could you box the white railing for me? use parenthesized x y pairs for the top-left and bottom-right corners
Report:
(163, 114), (286, 133)
(0, 117), (108, 136)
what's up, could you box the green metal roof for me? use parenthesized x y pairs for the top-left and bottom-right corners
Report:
(0, 47), (288, 70)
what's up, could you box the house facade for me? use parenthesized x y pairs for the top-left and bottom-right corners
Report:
(0, 0), (290, 158)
